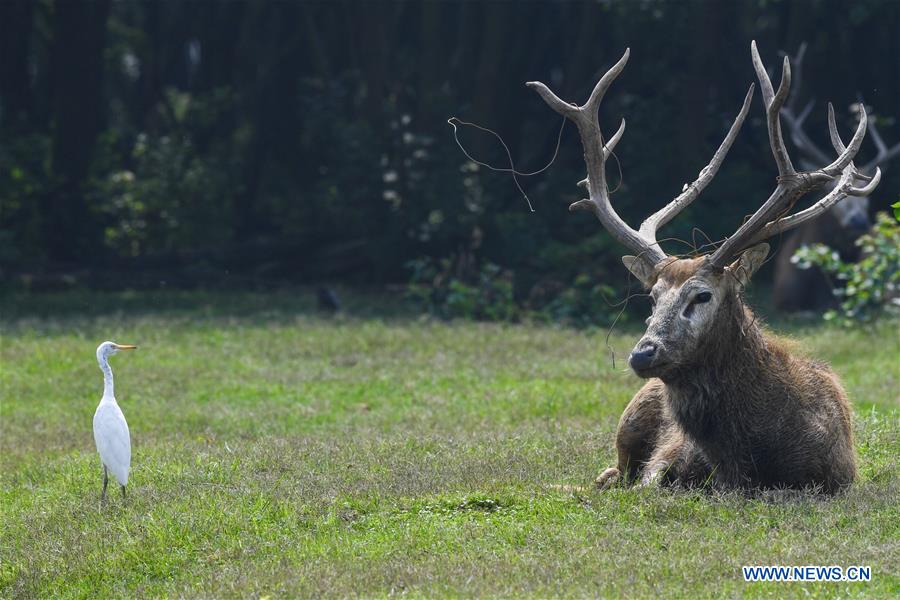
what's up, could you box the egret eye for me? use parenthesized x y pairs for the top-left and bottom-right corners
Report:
(693, 291), (712, 304)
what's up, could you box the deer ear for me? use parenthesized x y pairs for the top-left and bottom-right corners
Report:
(726, 243), (770, 288)
(622, 255), (656, 288)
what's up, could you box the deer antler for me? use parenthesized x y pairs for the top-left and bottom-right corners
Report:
(527, 49), (754, 266)
(742, 104), (881, 245)
(859, 101), (900, 174)
(781, 42), (900, 176)
(708, 41), (875, 268)
(779, 43), (832, 168)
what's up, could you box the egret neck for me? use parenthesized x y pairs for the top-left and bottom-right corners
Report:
(98, 352), (116, 401)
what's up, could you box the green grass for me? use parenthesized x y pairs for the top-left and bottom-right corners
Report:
(1, 291), (897, 598)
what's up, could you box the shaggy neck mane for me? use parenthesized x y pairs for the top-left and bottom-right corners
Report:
(669, 290), (769, 382)
(661, 290), (778, 463)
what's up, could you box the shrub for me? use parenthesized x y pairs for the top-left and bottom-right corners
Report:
(407, 256), (517, 321)
(534, 272), (621, 328)
(90, 88), (239, 259)
(792, 212), (900, 325)
(407, 252), (629, 327)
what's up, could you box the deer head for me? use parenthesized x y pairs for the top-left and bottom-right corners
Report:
(622, 246), (769, 378)
(527, 41), (880, 378)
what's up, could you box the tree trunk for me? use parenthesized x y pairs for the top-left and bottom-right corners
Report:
(0, 0), (35, 130)
(44, 0), (111, 264)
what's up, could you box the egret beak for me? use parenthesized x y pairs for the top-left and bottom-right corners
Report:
(114, 344), (138, 350)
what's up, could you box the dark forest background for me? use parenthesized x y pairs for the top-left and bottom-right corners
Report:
(1, 0), (898, 306)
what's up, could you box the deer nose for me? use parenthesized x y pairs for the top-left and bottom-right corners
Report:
(629, 342), (658, 371)
(848, 212), (870, 231)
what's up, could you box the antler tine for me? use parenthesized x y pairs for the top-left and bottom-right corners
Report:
(639, 84), (755, 241)
(527, 49), (668, 265)
(794, 42), (807, 83)
(708, 41), (879, 268)
(783, 54), (896, 178)
(820, 102), (868, 176)
(861, 114), (900, 174)
(752, 41), (795, 176)
(577, 118), (626, 189)
(770, 58), (795, 173)
(584, 50), (631, 116)
(797, 98), (814, 126)
(779, 43), (832, 168)
(860, 100), (887, 154)
(827, 102), (849, 153)
(782, 102), (831, 166)
(710, 43), (804, 266)
(825, 103), (882, 195)
(743, 106), (880, 246)
(526, 81), (581, 119)
(527, 43), (877, 271)
(604, 118), (627, 158)
(744, 166), (881, 246)
(752, 40), (776, 107)
(781, 42), (807, 115)
(529, 49), (754, 267)
(848, 167), (882, 195)
(527, 50), (632, 124)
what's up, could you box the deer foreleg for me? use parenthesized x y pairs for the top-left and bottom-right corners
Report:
(641, 423), (692, 486)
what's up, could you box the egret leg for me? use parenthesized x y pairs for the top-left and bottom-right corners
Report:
(121, 485), (126, 501)
(101, 466), (109, 501)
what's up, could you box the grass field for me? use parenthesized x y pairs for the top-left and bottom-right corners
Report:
(1, 290), (897, 598)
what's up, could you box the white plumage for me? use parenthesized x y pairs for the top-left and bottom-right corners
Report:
(93, 400), (130, 485)
(93, 341), (137, 500)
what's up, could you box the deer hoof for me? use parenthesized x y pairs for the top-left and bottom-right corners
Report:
(595, 467), (621, 490)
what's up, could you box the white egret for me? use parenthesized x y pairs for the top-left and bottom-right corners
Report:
(93, 341), (137, 500)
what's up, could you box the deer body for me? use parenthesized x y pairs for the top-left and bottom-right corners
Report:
(773, 209), (864, 312)
(604, 256), (856, 493)
(477, 41), (878, 492)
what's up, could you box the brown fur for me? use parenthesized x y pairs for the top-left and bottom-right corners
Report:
(773, 211), (864, 313)
(604, 252), (857, 493)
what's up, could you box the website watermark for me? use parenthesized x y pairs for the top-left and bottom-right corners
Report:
(742, 565), (871, 582)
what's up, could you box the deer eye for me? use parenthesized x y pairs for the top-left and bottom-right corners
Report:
(693, 291), (712, 304)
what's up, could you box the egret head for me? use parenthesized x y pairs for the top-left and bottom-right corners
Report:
(96, 341), (137, 365)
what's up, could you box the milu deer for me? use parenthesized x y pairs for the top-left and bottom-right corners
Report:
(524, 41), (880, 493)
(773, 43), (900, 312)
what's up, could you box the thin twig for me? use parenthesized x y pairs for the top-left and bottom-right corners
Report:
(447, 115), (567, 212)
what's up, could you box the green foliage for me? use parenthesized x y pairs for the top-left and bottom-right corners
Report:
(792, 212), (900, 325)
(407, 256), (518, 321)
(406, 250), (626, 326)
(93, 137), (233, 258)
(0, 134), (54, 265)
(536, 273), (621, 328)
(88, 89), (241, 258)
(3, 0), (899, 287)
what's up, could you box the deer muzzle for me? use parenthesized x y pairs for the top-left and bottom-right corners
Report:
(629, 340), (660, 375)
